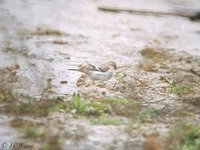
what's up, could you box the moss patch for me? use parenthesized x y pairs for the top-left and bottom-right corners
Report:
(91, 115), (123, 125)
(1, 99), (70, 117)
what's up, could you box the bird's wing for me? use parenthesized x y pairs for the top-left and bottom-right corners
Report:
(97, 65), (110, 72)
(85, 63), (107, 72)
(74, 63), (110, 72)
(88, 64), (99, 71)
(78, 63), (98, 71)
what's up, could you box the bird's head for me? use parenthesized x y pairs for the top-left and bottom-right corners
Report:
(106, 61), (117, 70)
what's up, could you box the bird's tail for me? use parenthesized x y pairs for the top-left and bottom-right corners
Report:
(68, 68), (82, 72)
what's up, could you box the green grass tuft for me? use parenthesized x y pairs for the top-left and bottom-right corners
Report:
(71, 94), (108, 116)
(166, 122), (200, 150)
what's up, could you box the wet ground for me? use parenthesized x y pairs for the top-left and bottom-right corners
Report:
(0, 0), (200, 149)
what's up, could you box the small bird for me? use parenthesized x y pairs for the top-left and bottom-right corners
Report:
(69, 61), (117, 82)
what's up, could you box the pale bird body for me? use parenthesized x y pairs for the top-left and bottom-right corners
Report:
(69, 61), (117, 82)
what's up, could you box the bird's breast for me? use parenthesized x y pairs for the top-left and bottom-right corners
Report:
(89, 70), (113, 81)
